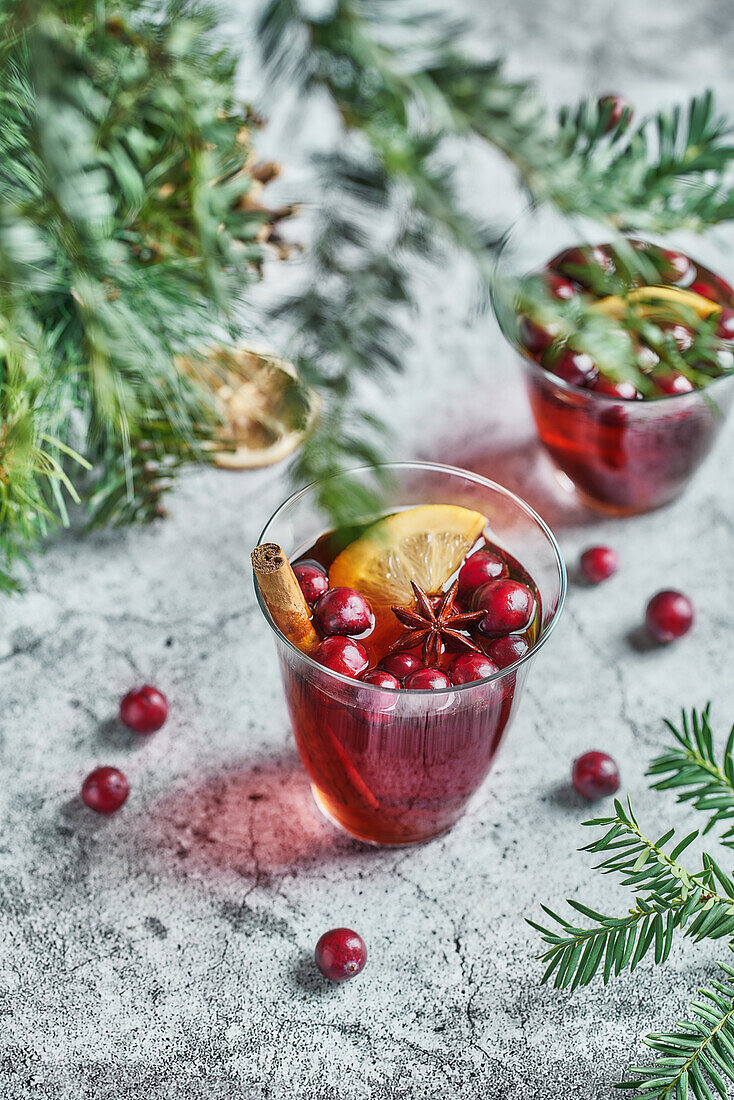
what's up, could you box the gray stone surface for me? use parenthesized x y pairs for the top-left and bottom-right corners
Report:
(4, 2), (734, 1097)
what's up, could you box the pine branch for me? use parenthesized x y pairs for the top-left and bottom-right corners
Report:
(619, 956), (734, 1100)
(529, 800), (734, 990)
(649, 707), (734, 847)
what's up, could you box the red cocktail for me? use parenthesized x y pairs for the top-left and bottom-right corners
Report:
(255, 463), (566, 845)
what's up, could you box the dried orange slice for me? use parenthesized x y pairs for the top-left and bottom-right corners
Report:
(328, 505), (488, 609)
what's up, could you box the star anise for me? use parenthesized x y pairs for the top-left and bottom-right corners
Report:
(388, 580), (484, 666)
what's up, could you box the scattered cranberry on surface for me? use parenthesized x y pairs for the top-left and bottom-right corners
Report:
(457, 550), (508, 599)
(359, 668), (401, 690)
(592, 377), (639, 400)
(572, 751), (620, 800)
(357, 668), (401, 713)
(294, 560), (329, 604)
(666, 323), (694, 352)
(314, 636), (369, 677)
(404, 668), (451, 691)
(487, 635), (529, 669)
(579, 546), (618, 584)
(598, 94), (633, 131)
(81, 766), (130, 814)
(653, 371), (695, 397)
(314, 587), (373, 637)
(314, 928), (367, 983)
(378, 652), (424, 681)
(550, 349), (598, 388)
(716, 308), (734, 341)
(645, 590), (694, 644)
(475, 579), (535, 636)
(120, 685), (168, 734)
(450, 653), (498, 685)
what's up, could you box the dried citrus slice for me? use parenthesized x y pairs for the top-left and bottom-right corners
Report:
(592, 285), (720, 321)
(328, 505), (488, 608)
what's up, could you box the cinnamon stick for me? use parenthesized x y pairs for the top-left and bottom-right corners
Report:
(252, 542), (320, 654)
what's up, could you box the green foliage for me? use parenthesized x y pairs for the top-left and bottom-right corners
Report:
(533, 709), (734, 1098)
(0, 0), (279, 589)
(649, 706), (734, 846)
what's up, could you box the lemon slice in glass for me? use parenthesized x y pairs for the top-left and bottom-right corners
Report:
(328, 504), (488, 607)
(592, 285), (720, 321)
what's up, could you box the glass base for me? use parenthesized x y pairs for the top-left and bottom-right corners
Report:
(310, 785), (454, 848)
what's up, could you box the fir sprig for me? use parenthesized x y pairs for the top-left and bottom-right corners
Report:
(534, 709), (734, 1098)
(258, 0), (734, 514)
(649, 707), (734, 846)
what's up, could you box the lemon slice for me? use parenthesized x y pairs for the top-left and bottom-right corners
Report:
(328, 504), (488, 606)
(592, 285), (720, 321)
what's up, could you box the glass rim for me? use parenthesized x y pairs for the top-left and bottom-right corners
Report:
(492, 205), (734, 405)
(254, 460), (567, 696)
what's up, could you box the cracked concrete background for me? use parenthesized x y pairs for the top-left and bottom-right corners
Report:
(4, 1), (734, 1097)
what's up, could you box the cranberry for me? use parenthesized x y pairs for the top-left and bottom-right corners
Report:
(379, 652), (424, 681)
(645, 590), (694, 644)
(660, 249), (693, 284)
(357, 667), (401, 714)
(637, 344), (660, 372)
(552, 245), (615, 288)
(487, 635), (529, 669)
(545, 273), (578, 300)
(120, 685), (168, 734)
(519, 317), (559, 356)
(404, 668), (451, 690)
(314, 928), (367, 982)
(579, 545), (618, 584)
(314, 636), (369, 677)
(450, 653), (498, 685)
(81, 766), (130, 814)
(475, 579), (535, 636)
(457, 550), (508, 599)
(653, 371), (694, 396)
(550, 349), (598, 387)
(592, 377), (639, 400)
(598, 94), (632, 131)
(293, 560), (329, 604)
(665, 323), (694, 352)
(716, 308), (734, 341)
(572, 751), (620, 800)
(692, 276), (734, 302)
(314, 587), (373, 637)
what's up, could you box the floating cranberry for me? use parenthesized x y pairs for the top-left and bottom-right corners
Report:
(314, 636), (369, 677)
(360, 668), (400, 690)
(572, 751), (620, 800)
(120, 685), (168, 734)
(653, 371), (694, 397)
(545, 273), (578, 300)
(666, 323), (694, 352)
(475, 579), (536, 636)
(716, 308), (734, 341)
(314, 587), (373, 637)
(598, 94), (633, 132)
(579, 545), (618, 584)
(487, 635), (529, 669)
(519, 317), (559, 356)
(592, 377), (640, 400)
(378, 652), (424, 681)
(550, 349), (598, 388)
(81, 766), (130, 814)
(692, 275), (734, 302)
(552, 245), (615, 287)
(450, 653), (498, 685)
(404, 668), (451, 691)
(314, 928), (367, 983)
(637, 344), (660, 372)
(293, 560), (329, 604)
(457, 550), (508, 599)
(357, 668), (401, 714)
(660, 249), (693, 284)
(645, 590), (694, 644)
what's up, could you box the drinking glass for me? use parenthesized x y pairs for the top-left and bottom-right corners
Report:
(255, 462), (566, 846)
